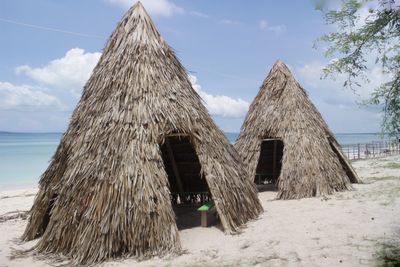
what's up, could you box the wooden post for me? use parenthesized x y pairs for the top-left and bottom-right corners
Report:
(165, 138), (185, 198)
(272, 140), (278, 180)
(358, 143), (360, 159)
(372, 143), (375, 157)
(200, 212), (207, 227)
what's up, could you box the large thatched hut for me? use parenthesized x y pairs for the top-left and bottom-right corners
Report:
(22, 2), (262, 264)
(235, 60), (360, 200)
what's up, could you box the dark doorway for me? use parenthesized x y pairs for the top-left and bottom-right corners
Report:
(255, 139), (284, 191)
(161, 135), (214, 229)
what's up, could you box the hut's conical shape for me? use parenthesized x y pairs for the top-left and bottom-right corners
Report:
(235, 60), (360, 200)
(22, 2), (262, 264)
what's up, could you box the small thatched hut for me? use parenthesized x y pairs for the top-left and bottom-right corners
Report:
(22, 2), (262, 264)
(235, 60), (360, 200)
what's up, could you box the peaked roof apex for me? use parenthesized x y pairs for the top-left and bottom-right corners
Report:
(114, 1), (163, 46)
(269, 59), (293, 78)
(133, 1), (146, 13)
(272, 59), (289, 70)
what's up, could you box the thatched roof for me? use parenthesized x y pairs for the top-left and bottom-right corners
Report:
(22, 2), (262, 264)
(235, 60), (360, 200)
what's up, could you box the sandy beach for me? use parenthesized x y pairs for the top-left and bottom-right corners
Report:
(0, 155), (399, 267)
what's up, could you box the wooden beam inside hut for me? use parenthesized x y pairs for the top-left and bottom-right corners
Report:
(165, 138), (185, 196)
(161, 136), (210, 205)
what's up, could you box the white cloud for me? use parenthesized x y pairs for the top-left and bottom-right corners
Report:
(267, 24), (287, 34)
(0, 82), (62, 110)
(220, 19), (241, 26)
(1, 46), (251, 132)
(189, 75), (249, 118)
(359, 0), (400, 24)
(294, 60), (390, 132)
(190, 11), (209, 18)
(16, 48), (101, 96)
(106, 0), (184, 17)
(318, 0), (399, 30)
(259, 19), (286, 34)
(0, 48), (99, 131)
(259, 20), (268, 30)
(296, 60), (389, 103)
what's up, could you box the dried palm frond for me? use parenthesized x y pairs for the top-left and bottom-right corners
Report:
(22, 2), (262, 265)
(235, 60), (360, 200)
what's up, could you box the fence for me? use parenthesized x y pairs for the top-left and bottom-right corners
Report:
(341, 140), (400, 160)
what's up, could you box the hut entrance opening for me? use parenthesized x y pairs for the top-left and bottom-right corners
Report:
(255, 139), (283, 190)
(160, 135), (212, 229)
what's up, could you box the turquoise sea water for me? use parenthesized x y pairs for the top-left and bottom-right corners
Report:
(0, 132), (391, 189)
(0, 132), (61, 189)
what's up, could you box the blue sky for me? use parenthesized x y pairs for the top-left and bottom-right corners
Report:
(0, 0), (384, 133)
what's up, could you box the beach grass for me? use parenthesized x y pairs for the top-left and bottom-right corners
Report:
(377, 241), (400, 267)
(384, 162), (400, 169)
(369, 176), (398, 182)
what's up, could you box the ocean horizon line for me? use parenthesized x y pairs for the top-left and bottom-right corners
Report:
(0, 131), (395, 188)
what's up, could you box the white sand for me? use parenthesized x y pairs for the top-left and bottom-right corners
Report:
(0, 155), (399, 266)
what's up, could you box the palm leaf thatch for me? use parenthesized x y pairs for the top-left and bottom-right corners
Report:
(235, 60), (360, 200)
(22, 2), (262, 264)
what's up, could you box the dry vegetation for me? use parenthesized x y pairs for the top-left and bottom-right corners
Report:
(385, 162), (400, 169)
(377, 238), (400, 267)
(2, 1), (397, 266)
(20, 2), (262, 265)
(235, 60), (360, 200)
